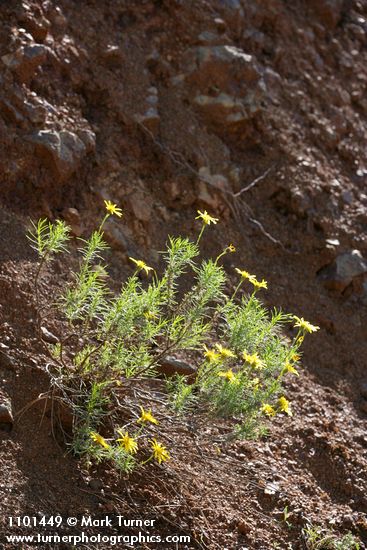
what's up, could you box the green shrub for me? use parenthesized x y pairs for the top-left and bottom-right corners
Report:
(27, 202), (319, 472)
(302, 524), (360, 549)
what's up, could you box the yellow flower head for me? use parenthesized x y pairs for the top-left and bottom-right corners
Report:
(104, 200), (123, 218)
(144, 310), (158, 320)
(235, 268), (254, 280)
(293, 316), (319, 334)
(90, 431), (110, 450)
(242, 351), (265, 370)
(196, 210), (218, 226)
(117, 431), (138, 454)
(284, 361), (299, 376)
(129, 257), (154, 275)
(278, 396), (292, 416)
(138, 406), (158, 425)
(262, 404), (276, 417)
(203, 345), (220, 363)
(291, 352), (301, 362)
(150, 438), (170, 464)
(227, 244), (236, 253)
(249, 276), (268, 290)
(215, 343), (236, 359)
(217, 369), (237, 383)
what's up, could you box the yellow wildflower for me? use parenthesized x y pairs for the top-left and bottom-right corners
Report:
(284, 361), (299, 376)
(227, 244), (236, 253)
(129, 257), (154, 275)
(262, 404), (276, 417)
(217, 369), (237, 383)
(90, 431), (110, 450)
(150, 438), (170, 464)
(215, 343), (236, 359)
(203, 345), (220, 362)
(278, 396), (292, 416)
(242, 351), (265, 370)
(144, 310), (157, 320)
(138, 406), (158, 425)
(293, 316), (319, 334)
(249, 276), (268, 290)
(235, 268), (254, 280)
(117, 431), (138, 454)
(291, 352), (301, 362)
(104, 200), (123, 218)
(196, 210), (218, 225)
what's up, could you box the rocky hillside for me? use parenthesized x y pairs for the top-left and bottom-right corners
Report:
(0, 1), (367, 548)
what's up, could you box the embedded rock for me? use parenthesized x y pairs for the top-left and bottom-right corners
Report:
(197, 167), (230, 208)
(130, 189), (153, 223)
(20, 14), (50, 42)
(103, 220), (129, 253)
(0, 89), (54, 127)
(197, 180), (221, 209)
(0, 96), (25, 125)
(41, 326), (59, 344)
(183, 45), (265, 135)
(317, 250), (367, 291)
(28, 130), (89, 179)
(158, 357), (196, 377)
(198, 168), (230, 193)
(0, 399), (13, 431)
(184, 45), (262, 91)
(193, 91), (261, 134)
(2, 44), (49, 83)
(76, 129), (96, 153)
(23, 98), (48, 126)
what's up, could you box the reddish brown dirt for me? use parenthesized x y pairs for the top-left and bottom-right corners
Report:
(1, 1), (367, 549)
